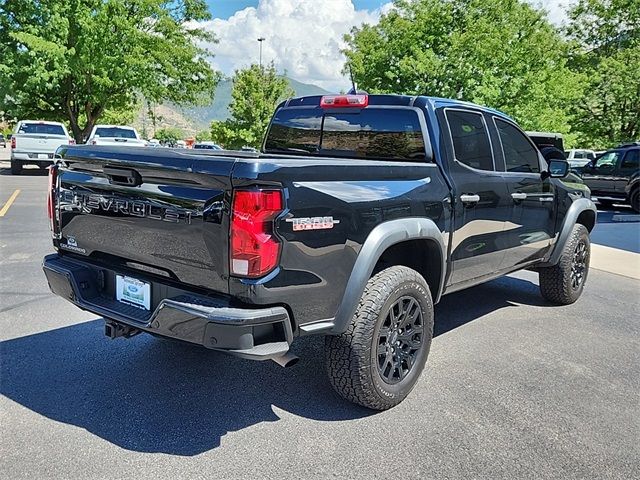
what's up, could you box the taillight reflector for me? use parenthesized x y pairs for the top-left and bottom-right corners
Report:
(230, 190), (283, 278)
(11, 137), (16, 149)
(320, 94), (368, 108)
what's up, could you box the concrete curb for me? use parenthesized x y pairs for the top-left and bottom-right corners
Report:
(591, 244), (640, 280)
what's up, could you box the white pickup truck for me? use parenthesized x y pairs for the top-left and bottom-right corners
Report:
(10, 120), (73, 174)
(86, 125), (146, 147)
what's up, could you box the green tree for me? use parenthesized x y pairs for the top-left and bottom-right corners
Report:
(155, 127), (183, 144)
(195, 129), (212, 141)
(211, 63), (294, 149)
(567, 0), (640, 147)
(0, 0), (219, 143)
(343, 0), (585, 139)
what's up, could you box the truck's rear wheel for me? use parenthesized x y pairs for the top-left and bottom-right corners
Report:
(630, 188), (639, 213)
(325, 266), (434, 410)
(538, 224), (590, 305)
(10, 159), (22, 175)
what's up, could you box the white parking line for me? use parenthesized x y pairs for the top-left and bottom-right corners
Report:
(0, 189), (21, 217)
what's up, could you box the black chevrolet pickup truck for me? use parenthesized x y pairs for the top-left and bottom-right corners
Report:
(43, 94), (597, 410)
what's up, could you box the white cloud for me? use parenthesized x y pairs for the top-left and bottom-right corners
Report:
(196, 0), (392, 91)
(197, 0), (573, 91)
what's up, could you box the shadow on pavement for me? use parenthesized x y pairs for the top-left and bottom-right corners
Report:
(1, 276), (544, 456)
(591, 205), (640, 253)
(594, 205), (638, 224)
(0, 165), (48, 176)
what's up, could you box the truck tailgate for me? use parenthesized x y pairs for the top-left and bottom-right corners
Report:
(16, 134), (69, 155)
(55, 146), (235, 294)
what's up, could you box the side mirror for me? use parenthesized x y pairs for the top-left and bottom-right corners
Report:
(547, 159), (569, 178)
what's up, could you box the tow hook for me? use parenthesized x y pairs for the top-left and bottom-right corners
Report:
(105, 320), (140, 339)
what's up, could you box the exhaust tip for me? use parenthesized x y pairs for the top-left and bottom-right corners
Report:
(272, 352), (299, 368)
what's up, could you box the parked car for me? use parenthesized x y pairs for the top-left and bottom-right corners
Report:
(11, 120), (73, 174)
(526, 131), (564, 151)
(0, 133), (6, 148)
(577, 144), (640, 212)
(44, 93), (595, 410)
(564, 149), (596, 169)
(193, 141), (222, 150)
(86, 125), (146, 147)
(526, 131), (584, 184)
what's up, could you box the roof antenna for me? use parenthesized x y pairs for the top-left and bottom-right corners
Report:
(347, 64), (357, 94)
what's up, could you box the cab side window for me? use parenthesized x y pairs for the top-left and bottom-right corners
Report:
(620, 150), (639, 171)
(495, 119), (540, 173)
(445, 110), (494, 171)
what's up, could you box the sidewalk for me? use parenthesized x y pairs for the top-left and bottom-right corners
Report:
(591, 243), (640, 280)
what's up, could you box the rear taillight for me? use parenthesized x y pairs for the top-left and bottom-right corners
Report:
(11, 137), (16, 149)
(230, 189), (283, 278)
(69, 138), (76, 145)
(47, 165), (58, 234)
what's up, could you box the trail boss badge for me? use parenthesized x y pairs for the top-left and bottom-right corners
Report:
(286, 216), (340, 231)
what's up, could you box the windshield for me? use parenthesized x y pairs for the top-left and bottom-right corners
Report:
(265, 107), (427, 161)
(94, 127), (137, 139)
(18, 123), (66, 136)
(596, 151), (620, 167)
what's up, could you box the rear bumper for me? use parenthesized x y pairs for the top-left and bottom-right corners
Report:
(42, 254), (293, 360)
(11, 151), (55, 163)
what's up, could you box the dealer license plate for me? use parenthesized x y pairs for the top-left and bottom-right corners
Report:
(115, 275), (151, 310)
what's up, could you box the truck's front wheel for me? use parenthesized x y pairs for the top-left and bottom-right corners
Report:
(538, 224), (590, 305)
(325, 266), (434, 410)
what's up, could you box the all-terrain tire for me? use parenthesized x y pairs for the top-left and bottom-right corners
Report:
(539, 224), (590, 305)
(10, 159), (22, 175)
(325, 266), (434, 410)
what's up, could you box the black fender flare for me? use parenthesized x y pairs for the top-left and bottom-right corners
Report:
(542, 197), (597, 267)
(329, 218), (446, 334)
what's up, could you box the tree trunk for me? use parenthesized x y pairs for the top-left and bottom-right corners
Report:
(65, 99), (83, 144)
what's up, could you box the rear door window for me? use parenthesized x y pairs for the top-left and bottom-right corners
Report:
(265, 107), (426, 161)
(18, 123), (66, 136)
(494, 119), (541, 173)
(445, 110), (494, 171)
(620, 150), (639, 171)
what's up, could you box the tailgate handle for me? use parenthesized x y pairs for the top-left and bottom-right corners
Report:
(103, 167), (142, 187)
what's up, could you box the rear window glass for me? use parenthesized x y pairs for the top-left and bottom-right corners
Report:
(193, 143), (221, 150)
(265, 107), (426, 161)
(94, 127), (137, 139)
(18, 123), (66, 136)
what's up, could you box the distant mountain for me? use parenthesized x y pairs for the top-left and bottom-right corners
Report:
(133, 77), (330, 137)
(177, 77), (330, 130)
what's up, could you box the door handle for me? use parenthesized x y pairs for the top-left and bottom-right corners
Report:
(460, 194), (480, 204)
(511, 192), (527, 201)
(538, 197), (554, 203)
(103, 166), (142, 187)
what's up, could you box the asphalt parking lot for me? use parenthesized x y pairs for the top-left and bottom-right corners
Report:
(1, 152), (639, 479)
